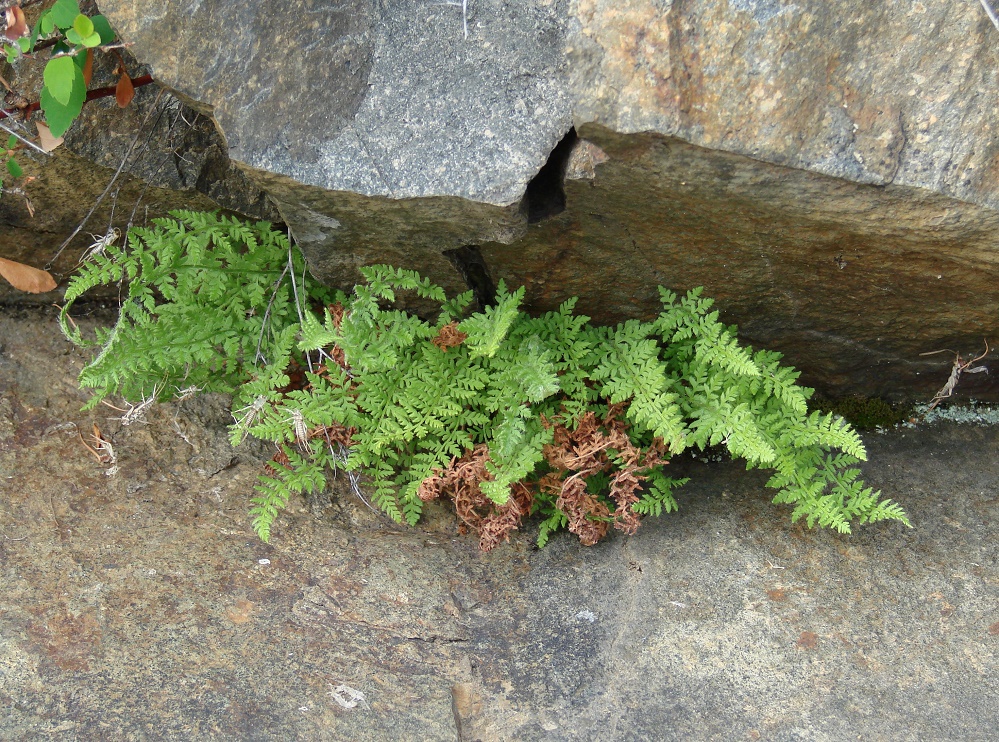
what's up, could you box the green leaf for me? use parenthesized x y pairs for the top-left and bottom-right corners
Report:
(40, 69), (85, 137)
(5, 47), (17, 65)
(81, 32), (101, 48)
(91, 15), (116, 44)
(49, 0), (81, 30)
(17, 37), (30, 53)
(72, 14), (94, 39)
(6, 135), (16, 149)
(38, 13), (55, 37)
(6, 158), (23, 178)
(65, 28), (83, 46)
(43, 56), (78, 106)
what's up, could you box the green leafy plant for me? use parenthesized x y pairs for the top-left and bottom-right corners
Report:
(59, 210), (323, 404)
(61, 211), (911, 548)
(3, 0), (121, 138)
(3, 133), (23, 179)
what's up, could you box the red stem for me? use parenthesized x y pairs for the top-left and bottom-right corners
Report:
(0, 74), (155, 120)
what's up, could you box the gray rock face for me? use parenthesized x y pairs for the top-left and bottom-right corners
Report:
(100, 0), (999, 207)
(97, 0), (999, 400)
(569, 0), (999, 205)
(102, 0), (573, 205)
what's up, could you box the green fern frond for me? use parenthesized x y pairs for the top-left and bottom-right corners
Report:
(536, 509), (570, 548)
(633, 471), (687, 517)
(250, 445), (328, 542)
(359, 264), (448, 304)
(459, 281), (525, 358)
(588, 322), (686, 451)
(62, 212), (908, 546)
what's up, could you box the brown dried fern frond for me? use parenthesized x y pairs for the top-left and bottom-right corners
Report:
(264, 448), (292, 477)
(418, 445), (533, 551)
(541, 404), (669, 543)
(431, 321), (468, 351)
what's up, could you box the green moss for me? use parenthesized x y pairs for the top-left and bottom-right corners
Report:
(810, 395), (911, 430)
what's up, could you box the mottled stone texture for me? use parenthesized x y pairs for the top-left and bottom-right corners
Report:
(100, 0), (571, 205)
(96, 0), (999, 399)
(1, 310), (998, 739)
(569, 0), (999, 205)
(0, 145), (221, 305)
(485, 126), (999, 401)
(0, 86), (274, 305)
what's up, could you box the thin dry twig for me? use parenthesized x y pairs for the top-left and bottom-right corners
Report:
(45, 86), (166, 269)
(920, 340), (990, 410)
(287, 236), (313, 373)
(100, 383), (161, 426)
(75, 422), (117, 476)
(255, 261), (290, 366)
(0, 74), (155, 122)
(124, 100), (188, 233)
(76, 423), (105, 463)
(323, 430), (378, 516)
(0, 120), (50, 156)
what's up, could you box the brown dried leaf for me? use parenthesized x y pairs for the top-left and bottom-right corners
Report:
(0, 257), (56, 293)
(264, 449), (293, 476)
(328, 302), (345, 329)
(115, 72), (134, 108)
(35, 121), (64, 152)
(418, 445), (531, 551)
(82, 48), (93, 87)
(316, 421), (356, 448)
(4, 7), (28, 41)
(541, 404), (668, 545)
(555, 476), (610, 546)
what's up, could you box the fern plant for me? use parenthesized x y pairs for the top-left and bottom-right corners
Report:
(61, 211), (910, 548)
(60, 210), (330, 409)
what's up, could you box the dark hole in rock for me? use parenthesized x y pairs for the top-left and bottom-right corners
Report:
(522, 127), (578, 223)
(443, 245), (496, 310)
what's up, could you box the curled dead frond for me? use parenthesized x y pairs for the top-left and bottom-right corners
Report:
(541, 405), (668, 544)
(328, 302), (346, 329)
(315, 421), (357, 449)
(555, 475), (611, 546)
(921, 340), (990, 410)
(263, 448), (292, 477)
(419, 445), (533, 551)
(419, 405), (670, 550)
(431, 321), (468, 351)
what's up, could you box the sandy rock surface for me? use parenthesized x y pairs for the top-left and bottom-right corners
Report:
(0, 307), (996, 740)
